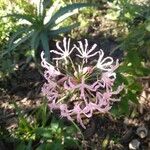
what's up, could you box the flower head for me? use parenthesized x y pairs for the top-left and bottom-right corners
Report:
(41, 38), (123, 128)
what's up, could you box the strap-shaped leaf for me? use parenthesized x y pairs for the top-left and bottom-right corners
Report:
(48, 22), (80, 37)
(46, 3), (94, 28)
(8, 27), (31, 51)
(1, 31), (33, 58)
(26, 141), (32, 150)
(43, 0), (61, 25)
(37, 0), (44, 17)
(3, 13), (34, 23)
(40, 32), (50, 62)
(43, 0), (50, 9)
(53, 9), (77, 26)
(31, 31), (41, 59)
(3, 31), (34, 56)
(31, 31), (41, 50)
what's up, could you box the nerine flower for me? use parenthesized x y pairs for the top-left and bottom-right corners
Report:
(41, 38), (123, 128)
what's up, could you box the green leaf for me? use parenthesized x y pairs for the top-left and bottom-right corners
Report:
(26, 141), (32, 150)
(48, 141), (63, 150)
(40, 101), (48, 126)
(36, 142), (63, 150)
(43, 0), (53, 9)
(146, 23), (150, 32)
(111, 96), (130, 117)
(0, 58), (13, 72)
(119, 96), (130, 114)
(65, 126), (77, 135)
(35, 127), (52, 138)
(140, 67), (150, 76)
(49, 22), (80, 37)
(19, 117), (33, 132)
(3, 13), (34, 23)
(36, 144), (46, 150)
(127, 91), (138, 103)
(31, 31), (40, 51)
(43, 0), (61, 24)
(10, 31), (34, 50)
(40, 32), (50, 62)
(36, 144), (44, 150)
(51, 10), (77, 26)
(126, 76), (135, 85)
(46, 3), (94, 27)
(51, 118), (59, 131)
(8, 27), (32, 51)
(116, 72), (128, 85)
(37, 0), (44, 17)
(35, 101), (49, 127)
(16, 142), (26, 150)
(64, 138), (81, 150)
(127, 50), (141, 67)
(128, 82), (142, 92)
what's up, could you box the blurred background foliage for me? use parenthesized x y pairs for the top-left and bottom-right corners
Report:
(0, 0), (150, 149)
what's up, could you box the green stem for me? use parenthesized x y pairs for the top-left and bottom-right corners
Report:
(70, 120), (85, 141)
(68, 56), (77, 73)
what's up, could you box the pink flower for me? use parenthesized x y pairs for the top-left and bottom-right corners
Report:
(41, 51), (60, 80)
(64, 77), (96, 104)
(90, 80), (104, 91)
(42, 82), (58, 102)
(77, 65), (94, 75)
(82, 103), (94, 118)
(100, 59), (120, 91)
(72, 103), (86, 128)
(41, 38), (123, 129)
(82, 66), (94, 74)
(101, 72), (116, 91)
(59, 104), (73, 121)
(96, 92), (112, 111)
(74, 39), (98, 63)
(48, 102), (59, 111)
(50, 38), (74, 60)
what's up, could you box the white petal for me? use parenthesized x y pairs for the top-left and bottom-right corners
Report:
(50, 50), (63, 55)
(56, 41), (64, 52)
(78, 41), (84, 53)
(63, 37), (67, 52)
(87, 43), (97, 54)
